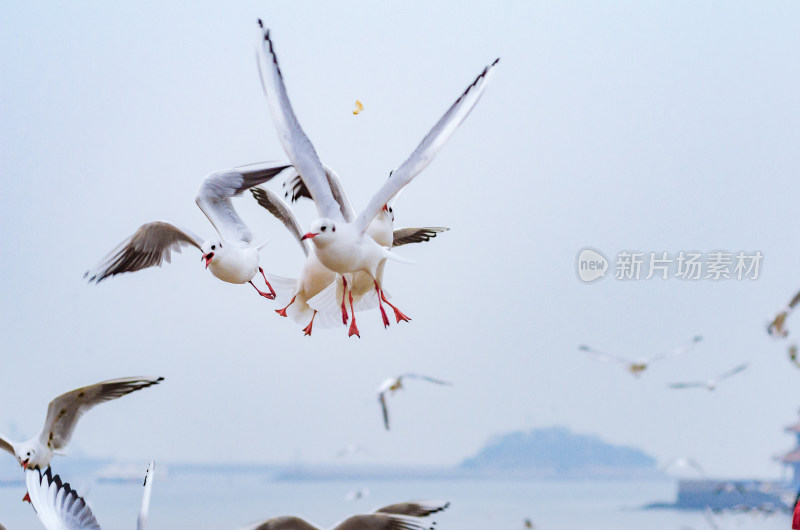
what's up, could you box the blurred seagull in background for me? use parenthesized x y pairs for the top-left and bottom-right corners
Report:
(768, 289), (800, 337)
(789, 344), (800, 368)
(85, 162), (291, 299)
(0, 377), (163, 472)
(578, 336), (703, 377)
(661, 457), (706, 477)
(256, 19), (497, 337)
(238, 499), (449, 530)
(668, 363), (749, 391)
(377, 374), (452, 431)
(353, 100), (364, 115)
(25, 461), (154, 530)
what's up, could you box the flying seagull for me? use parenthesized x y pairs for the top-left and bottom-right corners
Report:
(377, 374), (452, 431)
(256, 19), (496, 337)
(668, 363), (749, 391)
(578, 336), (703, 377)
(85, 162), (291, 299)
(239, 500), (449, 530)
(768, 289), (800, 337)
(25, 461), (154, 529)
(0, 376), (163, 470)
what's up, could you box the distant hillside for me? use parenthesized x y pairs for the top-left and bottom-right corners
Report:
(458, 426), (659, 479)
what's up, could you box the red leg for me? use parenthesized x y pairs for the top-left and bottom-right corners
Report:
(258, 267), (276, 299)
(250, 280), (275, 299)
(380, 289), (411, 323)
(275, 295), (297, 317)
(303, 311), (316, 336)
(348, 288), (360, 338)
(340, 276), (349, 325)
(373, 280), (391, 328)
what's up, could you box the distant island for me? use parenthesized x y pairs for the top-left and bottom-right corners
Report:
(457, 426), (660, 479)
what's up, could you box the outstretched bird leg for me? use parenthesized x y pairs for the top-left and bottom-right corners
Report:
(250, 280), (275, 299)
(378, 283), (411, 323)
(340, 276), (349, 325)
(258, 267), (276, 299)
(276, 295), (297, 317)
(373, 280), (391, 328)
(303, 310), (317, 336)
(348, 289), (360, 338)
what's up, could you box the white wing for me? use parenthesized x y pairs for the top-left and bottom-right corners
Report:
(25, 468), (102, 530)
(392, 227), (449, 247)
(400, 374), (453, 386)
(374, 500), (450, 517)
(195, 162), (291, 245)
(37, 377), (164, 451)
(354, 58), (499, 234)
(667, 381), (706, 389)
(137, 461), (155, 530)
(84, 222), (203, 283)
(250, 184), (309, 256)
(717, 362), (748, 382)
(577, 345), (632, 364)
(283, 166), (357, 222)
(255, 21), (343, 221)
(648, 335), (703, 363)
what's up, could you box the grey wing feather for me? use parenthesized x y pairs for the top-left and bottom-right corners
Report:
(717, 363), (748, 381)
(256, 22), (342, 221)
(85, 222), (203, 283)
(196, 162), (290, 245)
(379, 393), (390, 431)
(334, 514), (430, 530)
(392, 227), (449, 247)
(648, 335), (703, 364)
(245, 516), (319, 530)
(375, 500), (450, 517)
(38, 377), (164, 450)
(401, 374), (452, 386)
(25, 468), (102, 530)
(0, 434), (14, 458)
(577, 345), (631, 364)
(668, 382), (705, 389)
(251, 185), (309, 257)
(355, 58), (499, 234)
(284, 166), (356, 222)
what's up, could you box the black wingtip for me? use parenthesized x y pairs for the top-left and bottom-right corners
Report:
(491, 57), (500, 66)
(257, 18), (263, 28)
(156, 376), (165, 382)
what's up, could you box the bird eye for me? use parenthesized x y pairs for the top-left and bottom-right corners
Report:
(388, 207), (393, 213)
(26, 452), (30, 456)
(211, 245), (216, 250)
(321, 226), (327, 232)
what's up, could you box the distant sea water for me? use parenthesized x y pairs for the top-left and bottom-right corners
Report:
(0, 474), (791, 529)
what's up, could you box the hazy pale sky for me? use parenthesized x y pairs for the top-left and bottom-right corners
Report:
(2, 0), (800, 482)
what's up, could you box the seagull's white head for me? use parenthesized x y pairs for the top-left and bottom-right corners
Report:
(200, 240), (224, 269)
(382, 204), (394, 222)
(301, 218), (337, 246)
(16, 445), (38, 470)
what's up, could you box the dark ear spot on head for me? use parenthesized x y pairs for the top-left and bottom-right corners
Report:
(332, 226), (336, 232)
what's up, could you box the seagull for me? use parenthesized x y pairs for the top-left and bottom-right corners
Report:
(0, 376), (163, 471)
(256, 20), (497, 337)
(239, 500), (449, 530)
(578, 336), (703, 377)
(377, 374), (452, 431)
(768, 289), (800, 337)
(25, 461), (154, 530)
(344, 488), (369, 501)
(85, 162), (291, 299)
(668, 363), (749, 391)
(660, 457), (705, 477)
(250, 179), (447, 336)
(789, 344), (800, 368)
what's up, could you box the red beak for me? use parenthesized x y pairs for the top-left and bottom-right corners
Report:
(382, 204), (389, 212)
(301, 233), (318, 241)
(22, 492), (31, 503)
(202, 253), (213, 268)
(22, 460), (28, 470)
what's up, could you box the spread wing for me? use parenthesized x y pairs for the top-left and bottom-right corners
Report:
(355, 58), (499, 234)
(717, 363), (748, 381)
(25, 468), (102, 530)
(577, 345), (632, 364)
(334, 514), (431, 530)
(667, 381), (706, 389)
(0, 434), (14, 458)
(648, 335), (703, 364)
(84, 222), (203, 283)
(195, 162), (291, 245)
(251, 185), (309, 256)
(243, 516), (319, 530)
(256, 21), (343, 221)
(374, 500), (450, 517)
(137, 461), (155, 530)
(378, 392), (390, 431)
(283, 166), (357, 222)
(38, 377), (164, 451)
(400, 374), (452, 386)
(392, 227), (449, 247)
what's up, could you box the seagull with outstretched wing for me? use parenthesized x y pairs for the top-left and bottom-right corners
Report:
(85, 162), (291, 299)
(668, 363), (749, 391)
(578, 336), (703, 377)
(377, 374), (452, 431)
(256, 20), (496, 337)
